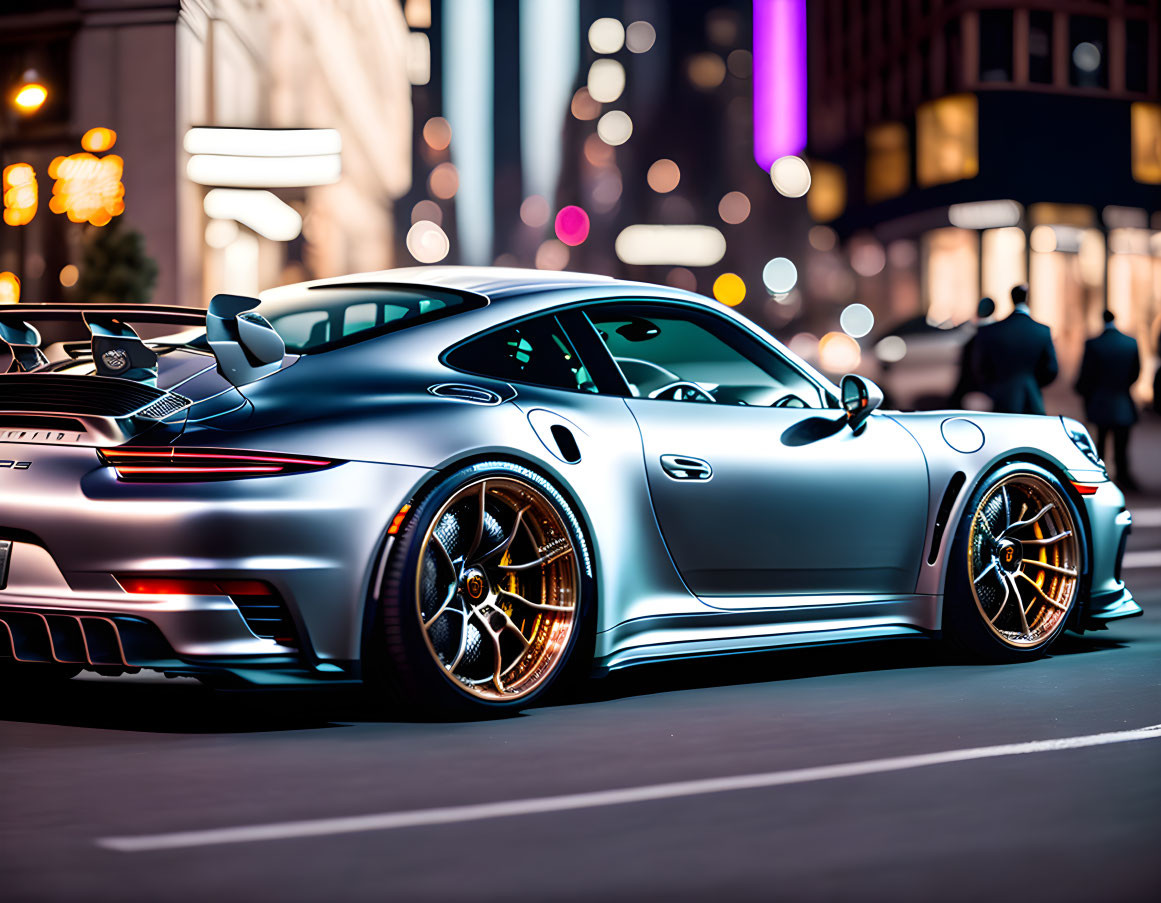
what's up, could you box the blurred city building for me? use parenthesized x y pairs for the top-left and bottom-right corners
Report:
(0, 0), (412, 307)
(807, 0), (1161, 403)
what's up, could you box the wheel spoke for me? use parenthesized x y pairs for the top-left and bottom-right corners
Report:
(1001, 486), (1011, 532)
(988, 569), (1011, 624)
(422, 583), (460, 629)
(476, 504), (531, 564)
(445, 601), (472, 671)
(430, 534), (458, 577)
(1021, 531), (1073, 546)
(1000, 503), (1054, 538)
(973, 559), (998, 586)
(1004, 572), (1032, 634)
(498, 588), (574, 613)
(496, 545), (574, 572)
(1020, 559), (1077, 578)
(1016, 572), (1070, 611)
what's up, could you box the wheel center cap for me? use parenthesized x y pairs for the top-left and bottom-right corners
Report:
(463, 568), (488, 601)
(996, 540), (1021, 572)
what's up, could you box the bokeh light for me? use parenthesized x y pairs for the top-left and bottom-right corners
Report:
(727, 49), (752, 78)
(875, 335), (908, 363)
(13, 82), (47, 114)
(625, 21), (656, 53)
(428, 162), (459, 199)
(840, 302), (875, 338)
(571, 87), (601, 121)
(713, 272), (746, 306)
(535, 238), (570, 270)
(0, 271), (21, 304)
(1030, 225), (1056, 253)
(647, 159), (680, 193)
(411, 199), (442, 225)
(81, 127), (117, 153)
(849, 237), (886, 276)
(422, 117), (452, 150)
(718, 191), (751, 224)
(762, 257), (798, 294)
(666, 267), (697, 292)
(808, 225), (837, 251)
(1072, 42), (1100, 73)
(406, 219), (450, 263)
(204, 219), (238, 248)
(687, 53), (727, 90)
(583, 133), (615, 167)
(588, 59), (625, 104)
(520, 194), (550, 228)
(818, 331), (862, 372)
(788, 332), (819, 363)
(554, 205), (591, 246)
(591, 167), (623, 213)
(59, 264), (79, 288)
(597, 110), (633, 146)
(770, 155), (811, 197)
(588, 17), (625, 54)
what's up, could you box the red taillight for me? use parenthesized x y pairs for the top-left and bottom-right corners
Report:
(98, 447), (337, 481)
(117, 576), (272, 596)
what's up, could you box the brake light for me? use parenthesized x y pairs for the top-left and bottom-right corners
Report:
(1071, 482), (1100, 496)
(117, 576), (272, 596)
(98, 447), (337, 481)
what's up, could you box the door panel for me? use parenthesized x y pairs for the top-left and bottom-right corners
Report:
(628, 402), (929, 598)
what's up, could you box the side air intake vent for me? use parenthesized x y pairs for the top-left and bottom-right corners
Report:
(428, 383), (503, 405)
(928, 471), (967, 565)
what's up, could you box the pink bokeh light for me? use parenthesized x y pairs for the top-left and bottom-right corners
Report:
(554, 205), (591, 246)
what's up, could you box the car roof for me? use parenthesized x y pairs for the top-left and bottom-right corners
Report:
(261, 265), (705, 303)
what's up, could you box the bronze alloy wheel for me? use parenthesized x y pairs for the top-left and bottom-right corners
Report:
(967, 473), (1080, 648)
(414, 477), (581, 702)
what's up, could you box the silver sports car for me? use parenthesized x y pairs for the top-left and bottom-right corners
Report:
(0, 267), (1139, 714)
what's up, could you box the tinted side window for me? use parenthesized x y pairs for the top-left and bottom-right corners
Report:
(588, 304), (824, 408)
(446, 316), (597, 393)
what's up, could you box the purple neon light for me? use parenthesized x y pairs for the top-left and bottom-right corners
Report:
(753, 0), (807, 170)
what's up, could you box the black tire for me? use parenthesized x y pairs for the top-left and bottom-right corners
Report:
(943, 462), (1085, 663)
(366, 461), (594, 717)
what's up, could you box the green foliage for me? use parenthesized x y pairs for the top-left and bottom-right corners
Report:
(75, 219), (158, 303)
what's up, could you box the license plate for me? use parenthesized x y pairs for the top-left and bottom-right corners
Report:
(0, 540), (10, 590)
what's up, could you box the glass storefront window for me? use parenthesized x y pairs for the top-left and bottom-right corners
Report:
(1131, 103), (1161, 184)
(917, 95), (978, 187)
(981, 227), (1026, 318)
(1068, 16), (1108, 89)
(865, 122), (909, 202)
(978, 9), (1013, 82)
(923, 227), (978, 325)
(1028, 11), (1053, 84)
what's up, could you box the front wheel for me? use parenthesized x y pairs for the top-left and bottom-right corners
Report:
(370, 461), (593, 716)
(944, 465), (1084, 662)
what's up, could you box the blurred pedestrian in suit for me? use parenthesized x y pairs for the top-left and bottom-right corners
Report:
(970, 284), (1058, 414)
(950, 296), (995, 407)
(1077, 310), (1140, 490)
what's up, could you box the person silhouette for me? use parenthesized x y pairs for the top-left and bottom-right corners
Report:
(1077, 310), (1141, 490)
(950, 296), (995, 407)
(969, 284), (1058, 414)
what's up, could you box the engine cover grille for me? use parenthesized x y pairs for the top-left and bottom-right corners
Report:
(0, 374), (190, 419)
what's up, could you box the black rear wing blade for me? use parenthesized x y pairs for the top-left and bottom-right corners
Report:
(0, 303), (206, 328)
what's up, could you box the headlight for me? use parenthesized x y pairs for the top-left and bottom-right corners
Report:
(1066, 424), (1105, 471)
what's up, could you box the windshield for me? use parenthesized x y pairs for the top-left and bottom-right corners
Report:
(257, 284), (486, 353)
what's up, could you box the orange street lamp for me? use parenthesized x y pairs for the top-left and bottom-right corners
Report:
(12, 70), (47, 115)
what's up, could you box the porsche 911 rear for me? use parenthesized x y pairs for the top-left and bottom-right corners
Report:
(0, 437), (417, 685)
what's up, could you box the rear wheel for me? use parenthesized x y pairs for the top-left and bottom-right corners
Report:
(944, 464), (1083, 662)
(370, 461), (593, 716)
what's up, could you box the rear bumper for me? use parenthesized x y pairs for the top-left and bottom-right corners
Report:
(0, 447), (430, 677)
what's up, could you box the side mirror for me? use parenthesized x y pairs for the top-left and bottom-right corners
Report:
(840, 374), (883, 432)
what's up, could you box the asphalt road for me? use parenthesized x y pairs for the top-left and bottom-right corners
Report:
(2, 510), (1160, 902)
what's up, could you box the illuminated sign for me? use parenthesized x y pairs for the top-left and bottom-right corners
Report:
(2, 163), (38, 226)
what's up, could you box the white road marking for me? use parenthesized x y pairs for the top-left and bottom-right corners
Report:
(1123, 550), (1161, 569)
(98, 723), (1161, 853)
(1130, 508), (1161, 528)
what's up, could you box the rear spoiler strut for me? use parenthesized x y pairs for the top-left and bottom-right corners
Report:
(0, 299), (285, 388)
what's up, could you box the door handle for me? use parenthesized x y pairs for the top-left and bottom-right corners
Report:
(660, 454), (713, 481)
